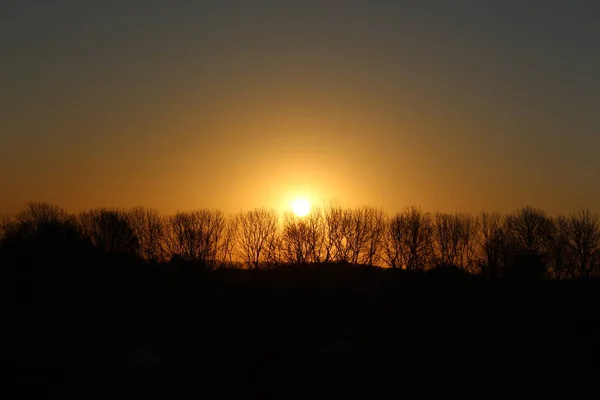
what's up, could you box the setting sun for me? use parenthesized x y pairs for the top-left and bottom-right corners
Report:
(291, 197), (311, 217)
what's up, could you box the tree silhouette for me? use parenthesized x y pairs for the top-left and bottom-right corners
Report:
(236, 208), (279, 270)
(281, 212), (311, 265)
(403, 206), (433, 271)
(1, 202), (89, 267)
(323, 202), (345, 263)
(505, 206), (553, 278)
(304, 207), (327, 264)
(549, 215), (572, 280)
(332, 206), (355, 263)
(566, 209), (600, 280)
(382, 212), (405, 269)
(478, 211), (512, 278)
(382, 206), (432, 271)
(79, 208), (139, 258)
(165, 209), (225, 268)
(360, 206), (386, 266)
(346, 207), (370, 265)
(6, 201), (600, 388)
(0, 214), (8, 245)
(457, 212), (480, 273)
(322, 203), (380, 264)
(431, 212), (480, 272)
(1, 201), (598, 280)
(218, 215), (239, 267)
(432, 212), (462, 268)
(127, 207), (166, 263)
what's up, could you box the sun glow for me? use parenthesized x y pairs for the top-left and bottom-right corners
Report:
(291, 197), (311, 217)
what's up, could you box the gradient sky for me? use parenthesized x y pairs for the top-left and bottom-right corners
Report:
(2, 0), (599, 216)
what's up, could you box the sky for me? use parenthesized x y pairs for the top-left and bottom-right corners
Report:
(1, 0), (599, 216)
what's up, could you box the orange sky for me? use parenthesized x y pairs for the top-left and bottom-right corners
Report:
(1, 1), (599, 216)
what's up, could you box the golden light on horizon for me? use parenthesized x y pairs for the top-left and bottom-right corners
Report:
(291, 197), (311, 217)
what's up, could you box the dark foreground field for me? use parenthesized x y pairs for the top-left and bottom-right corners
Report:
(10, 262), (600, 391)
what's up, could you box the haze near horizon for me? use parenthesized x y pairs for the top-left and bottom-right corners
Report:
(2, 1), (599, 216)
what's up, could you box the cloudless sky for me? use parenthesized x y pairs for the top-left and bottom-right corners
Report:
(1, 0), (599, 215)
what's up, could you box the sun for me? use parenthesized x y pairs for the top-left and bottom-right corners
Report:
(291, 197), (311, 217)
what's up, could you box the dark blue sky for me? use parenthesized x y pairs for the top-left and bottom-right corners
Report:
(1, 0), (599, 214)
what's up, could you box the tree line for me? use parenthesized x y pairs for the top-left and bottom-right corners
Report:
(2, 202), (599, 280)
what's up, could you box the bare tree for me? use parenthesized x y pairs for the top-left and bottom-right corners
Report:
(218, 215), (239, 267)
(1, 203), (85, 260)
(304, 207), (326, 263)
(432, 212), (460, 268)
(403, 206), (432, 271)
(5, 203), (76, 239)
(382, 214), (405, 269)
(335, 208), (355, 263)
(264, 230), (282, 268)
(0, 214), (10, 242)
(323, 202), (353, 263)
(549, 215), (572, 280)
(280, 207), (329, 265)
(343, 206), (386, 266)
(165, 212), (195, 262)
(358, 206), (386, 266)
(165, 209), (225, 267)
(457, 212), (480, 273)
(281, 212), (311, 264)
(16, 202), (68, 225)
(381, 206), (432, 271)
(567, 209), (600, 279)
(505, 206), (554, 277)
(345, 207), (369, 265)
(506, 206), (553, 256)
(322, 202), (340, 263)
(478, 211), (512, 278)
(127, 207), (166, 262)
(79, 208), (139, 257)
(236, 208), (279, 270)
(431, 212), (479, 271)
